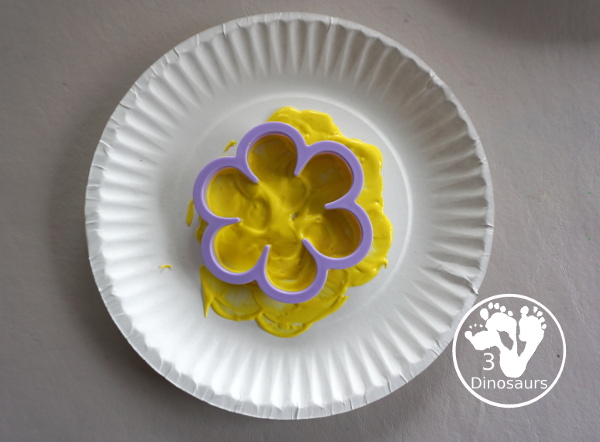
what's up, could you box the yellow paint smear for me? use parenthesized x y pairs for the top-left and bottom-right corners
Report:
(159, 265), (172, 270)
(186, 199), (194, 226)
(195, 107), (393, 337)
(223, 139), (237, 153)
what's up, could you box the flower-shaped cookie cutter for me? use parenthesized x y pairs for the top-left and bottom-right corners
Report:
(193, 122), (373, 303)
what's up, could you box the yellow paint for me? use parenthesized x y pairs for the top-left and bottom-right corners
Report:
(186, 199), (195, 226)
(196, 107), (393, 337)
(208, 134), (360, 290)
(159, 265), (172, 270)
(223, 139), (237, 153)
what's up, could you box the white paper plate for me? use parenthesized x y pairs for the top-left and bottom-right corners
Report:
(85, 13), (493, 419)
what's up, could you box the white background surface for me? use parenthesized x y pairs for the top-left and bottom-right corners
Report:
(1, 0), (599, 439)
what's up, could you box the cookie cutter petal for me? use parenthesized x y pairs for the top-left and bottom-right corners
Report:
(193, 122), (373, 303)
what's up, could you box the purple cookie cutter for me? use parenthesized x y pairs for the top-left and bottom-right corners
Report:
(193, 122), (373, 304)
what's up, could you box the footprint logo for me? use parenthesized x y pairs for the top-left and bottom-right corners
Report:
(453, 294), (566, 408)
(464, 302), (546, 378)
